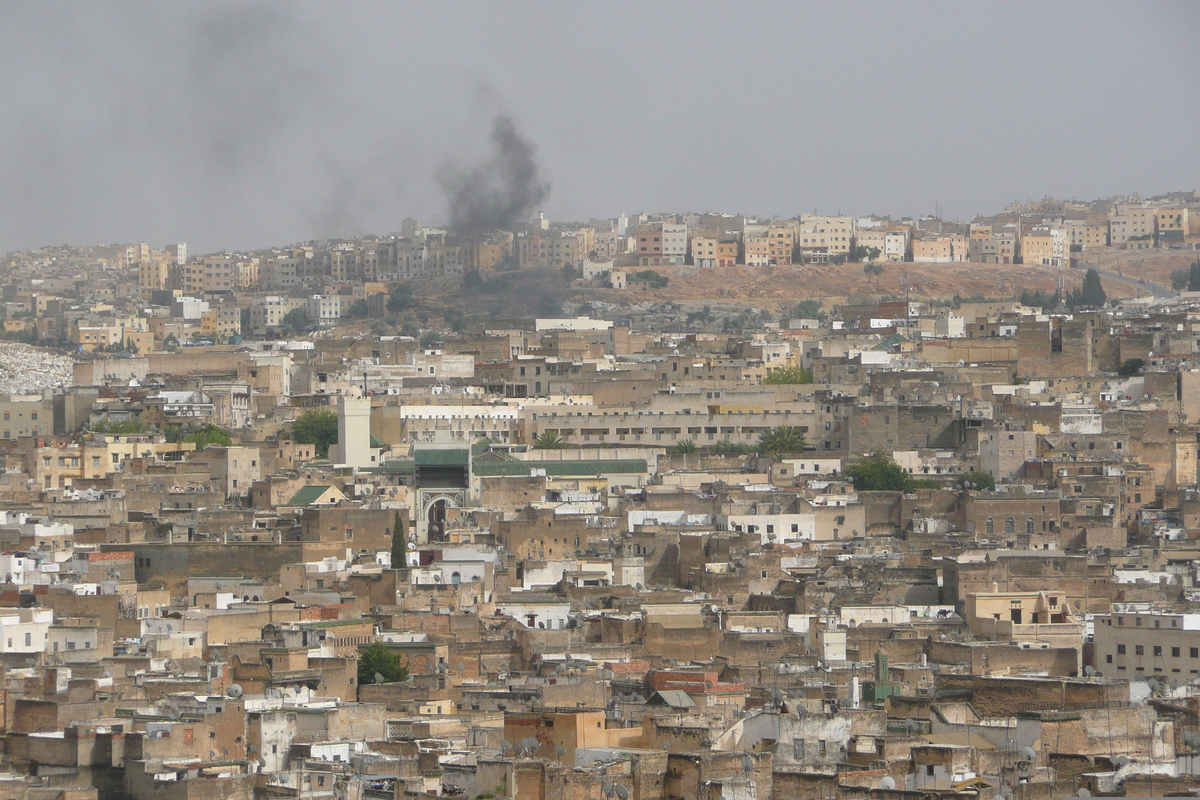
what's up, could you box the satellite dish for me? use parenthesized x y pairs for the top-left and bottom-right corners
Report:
(257, 757), (267, 770)
(555, 745), (566, 758)
(880, 776), (896, 790)
(819, 607), (830, 616)
(1115, 755), (1130, 766)
(614, 787), (629, 800)
(1021, 746), (1036, 761)
(1076, 789), (1090, 798)
(226, 684), (244, 698)
(1147, 678), (1161, 692)
(374, 672), (386, 685)
(662, 741), (672, 750)
(1084, 665), (1095, 676)
(500, 740), (512, 755)
(457, 662), (465, 672)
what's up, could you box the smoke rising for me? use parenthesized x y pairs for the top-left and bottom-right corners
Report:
(439, 115), (551, 237)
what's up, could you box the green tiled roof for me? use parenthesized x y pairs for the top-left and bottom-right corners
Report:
(370, 459), (415, 474)
(872, 333), (909, 350)
(472, 459), (647, 477)
(287, 485), (335, 506)
(414, 448), (471, 467)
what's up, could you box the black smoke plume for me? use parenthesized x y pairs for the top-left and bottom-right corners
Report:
(439, 115), (550, 237)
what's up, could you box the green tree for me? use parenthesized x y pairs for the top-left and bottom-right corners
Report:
(443, 308), (466, 334)
(863, 262), (885, 285)
(347, 299), (369, 319)
(959, 470), (996, 491)
(357, 642), (409, 687)
(533, 430), (567, 449)
(844, 452), (912, 491)
(786, 299), (823, 320)
(293, 409), (339, 457)
(630, 269), (669, 289)
(713, 440), (757, 456)
(1118, 357), (1145, 376)
(387, 282), (415, 312)
(756, 426), (807, 457)
(537, 294), (562, 316)
(89, 419), (147, 434)
(668, 438), (697, 455)
(391, 511), (408, 568)
(1178, 259), (1200, 292)
(186, 424), (233, 449)
(1075, 268), (1107, 308)
(561, 263), (578, 280)
(761, 365), (813, 385)
(282, 307), (308, 332)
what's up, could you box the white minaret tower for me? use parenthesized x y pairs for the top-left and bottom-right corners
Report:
(331, 395), (372, 468)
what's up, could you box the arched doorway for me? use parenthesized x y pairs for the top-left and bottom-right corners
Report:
(427, 498), (448, 542)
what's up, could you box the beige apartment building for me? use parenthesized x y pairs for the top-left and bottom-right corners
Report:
(744, 234), (770, 267)
(767, 223), (796, 266)
(1094, 610), (1200, 677)
(1021, 228), (1069, 266)
(964, 590), (1084, 652)
(1066, 222), (1109, 250)
(797, 215), (853, 262)
(911, 235), (967, 262)
(524, 403), (817, 449)
(1157, 207), (1189, 244)
(0, 393), (53, 439)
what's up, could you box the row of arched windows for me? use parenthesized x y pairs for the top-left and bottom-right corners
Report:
(985, 517), (1036, 535)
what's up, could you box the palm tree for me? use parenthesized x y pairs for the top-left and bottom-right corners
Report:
(757, 426), (806, 457)
(533, 430), (567, 449)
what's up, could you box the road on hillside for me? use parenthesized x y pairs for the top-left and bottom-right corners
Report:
(1082, 263), (1176, 300)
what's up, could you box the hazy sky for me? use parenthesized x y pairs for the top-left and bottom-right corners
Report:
(2, 1), (1198, 255)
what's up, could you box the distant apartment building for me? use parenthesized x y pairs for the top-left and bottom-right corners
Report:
(911, 235), (967, 262)
(1065, 221), (1109, 250)
(969, 231), (1017, 264)
(1094, 610), (1200, 677)
(661, 223), (688, 265)
(1111, 203), (1158, 246)
(307, 295), (344, 328)
(796, 215), (853, 262)
(1022, 227), (1069, 266)
(692, 236), (738, 268)
(744, 234), (770, 267)
(519, 229), (593, 268)
(1157, 207), (1189, 245)
(592, 231), (632, 258)
(138, 260), (170, 291)
(201, 257), (236, 293)
(249, 296), (304, 335)
(634, 224), (664, 266)
(767, 223), (795, 266)
(0, 392), (52, 439)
